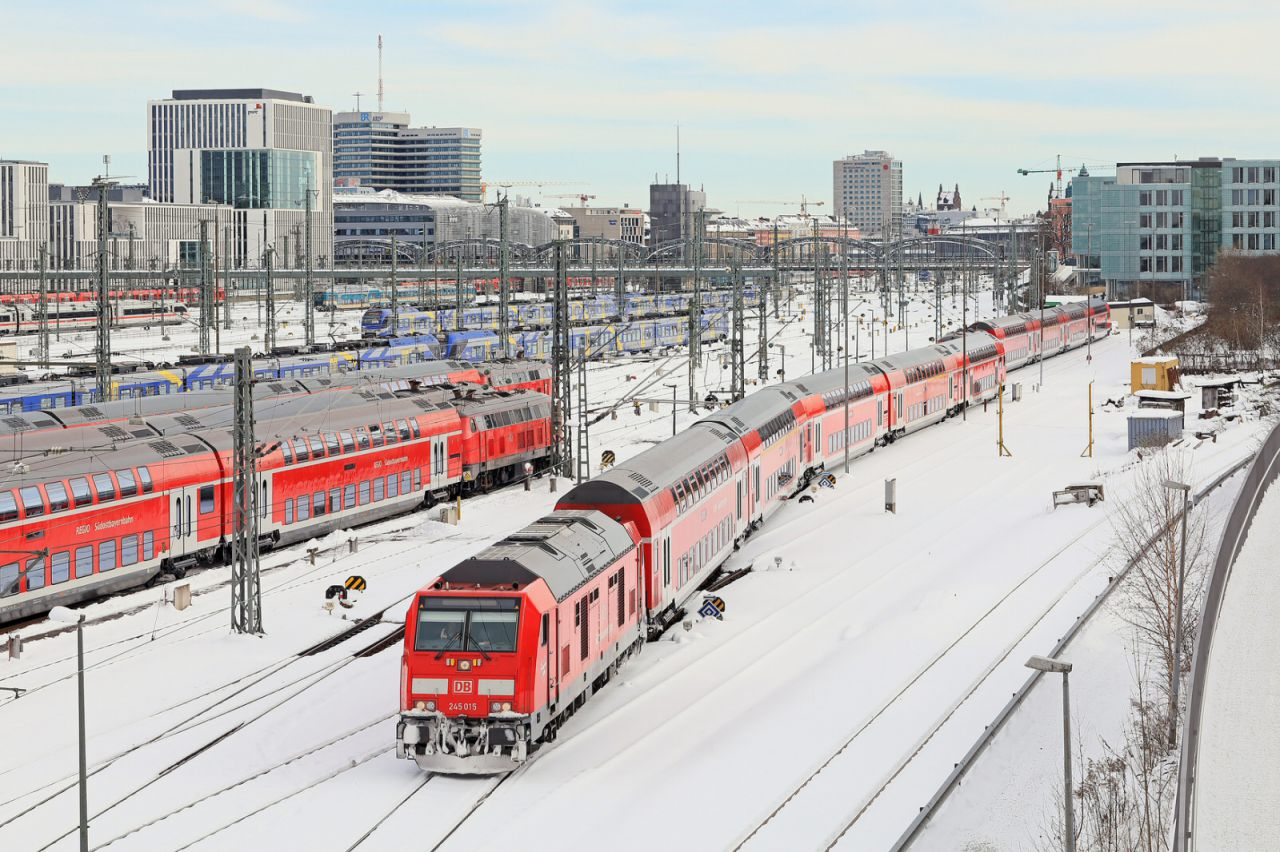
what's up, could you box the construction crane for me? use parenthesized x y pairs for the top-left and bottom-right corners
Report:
(1017, 155), (1111, 198)
(481, 181), (586, 203)
(546, 193), (598, 208)
(737, 195), (825, 218)
(980, 192), (1012, 220)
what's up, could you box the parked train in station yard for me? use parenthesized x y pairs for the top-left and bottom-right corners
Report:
(395, 296), (1111, 774)
(0, 299), (187, 335)
(0, 369), (556, 622)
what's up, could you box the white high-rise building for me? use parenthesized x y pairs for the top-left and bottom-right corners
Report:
(0, 160), (49, 270)
(147, 88), (332, 268)
(833, 150), (903, 239)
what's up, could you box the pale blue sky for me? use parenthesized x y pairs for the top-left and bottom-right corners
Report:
(2, 0), (1276, 218)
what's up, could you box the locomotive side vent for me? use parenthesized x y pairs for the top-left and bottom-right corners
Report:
(99, 425), (129, 441)
(2, 417), (30, 431)
(80, 406), (106, 420)
(174, 414), (201, 428)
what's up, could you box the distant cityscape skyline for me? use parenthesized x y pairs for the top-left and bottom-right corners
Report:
(5, 2), (1278, 219)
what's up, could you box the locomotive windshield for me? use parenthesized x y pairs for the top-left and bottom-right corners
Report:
(415, 596), (520, 654)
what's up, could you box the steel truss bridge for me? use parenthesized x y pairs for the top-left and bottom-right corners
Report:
(0, 233), (1027, 290)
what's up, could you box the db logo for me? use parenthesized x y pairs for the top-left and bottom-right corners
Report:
(452, 680), (473, 694)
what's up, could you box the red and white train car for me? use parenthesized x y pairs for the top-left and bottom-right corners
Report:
(0, 387), (553, 622)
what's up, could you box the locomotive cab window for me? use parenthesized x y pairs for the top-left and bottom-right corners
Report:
(415, 596), (520, 654)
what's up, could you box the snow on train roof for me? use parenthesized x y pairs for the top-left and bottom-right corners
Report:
(701, 386), (800, 437)
(787, 362), (883, 396)
(564, 423), (741, 504)
(440, 510), (634, 601)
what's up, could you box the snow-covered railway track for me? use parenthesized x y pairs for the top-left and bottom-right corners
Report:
(734, 515), (1115, 850)
(3, 624), (405, 851)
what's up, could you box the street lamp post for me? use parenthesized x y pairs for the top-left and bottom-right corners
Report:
(1163, 478), (1192, 749)
(1026, 654), (1075, 852)
(49, 605), (88, 852)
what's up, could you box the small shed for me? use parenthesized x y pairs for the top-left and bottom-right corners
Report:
(1136, 389), (1191, 413)
(1128, 409), (1184, 450)
(1131, 356), (1181, 392)
(1199, 378), (1241, 411)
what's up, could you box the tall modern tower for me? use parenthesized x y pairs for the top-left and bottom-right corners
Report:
(833, 150), (903, 239)
(147, 88), (332, 267)
(333, 111), (482, 202)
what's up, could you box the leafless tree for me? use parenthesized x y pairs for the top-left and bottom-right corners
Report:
(1110, 449), (1210, 714)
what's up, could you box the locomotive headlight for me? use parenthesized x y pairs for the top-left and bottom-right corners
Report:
(425, 700), (436, 711)
(501, 702), (512, 712)
(415, 700), (426, 711)
(490, 701), (502, 713)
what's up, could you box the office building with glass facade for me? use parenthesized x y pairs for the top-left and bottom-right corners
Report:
(1071, 157), (1280, 299)
(333, 112), (482, 202)
(148, 89), (332, 267)
(0, 160), (48, 270)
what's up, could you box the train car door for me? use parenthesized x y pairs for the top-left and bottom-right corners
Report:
(171, 484), (200, 559)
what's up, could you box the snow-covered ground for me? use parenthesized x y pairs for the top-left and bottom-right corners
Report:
(1, 279), (1260, 852)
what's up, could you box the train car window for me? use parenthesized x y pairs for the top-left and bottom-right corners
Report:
(398, 420), (411, 441)
(340, 432), (355, 453)
(313, 492), (326, 517)
(121, 535), (138, 567)
(51, 551), (70, 584)
(382, 423), (397, 445)
(92, 473), (116, 502)
(282, 443), (294, 464)
(0, 562), (17, 597)
(199, 485), (215, 514)
(343, 485), (356, 510)
(357, 430), (371, 450)
(143, 531), (154, 561)
(370, 425), (384, 448)
(325, 433), (340, 454)
(359, 481), (370, 504)
(292, 438), (309, 462)
(373, 478), (384, 501)
(410, 420), (420, 439)
(75, 545), (93, 578)
(330, 488), (342, 513)
(19, 486), (44, 518)
(284, 499), (294, 524)
(25, 556), (46, 591)
(297, 496), (310, 521)
(387, 474), (398, 497)
(309, 436), (325, 457)
(260, 482), (268, 520)
(99, 539), (116, 572)
(117, 470), (137, 498)
(401, 471), (411, 495)
(413, 469), (422, 491)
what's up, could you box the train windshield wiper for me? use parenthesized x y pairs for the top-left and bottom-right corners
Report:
(433, 629), (464, 660)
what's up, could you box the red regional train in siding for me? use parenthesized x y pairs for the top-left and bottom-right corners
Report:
(0, 383), (553, 622)
(396, 296), (1110, 773)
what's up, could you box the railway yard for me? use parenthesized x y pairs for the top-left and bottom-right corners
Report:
(0, 281), (1269, 851)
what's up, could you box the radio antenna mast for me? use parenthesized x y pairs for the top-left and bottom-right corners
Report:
(377, 34), (384, 112)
